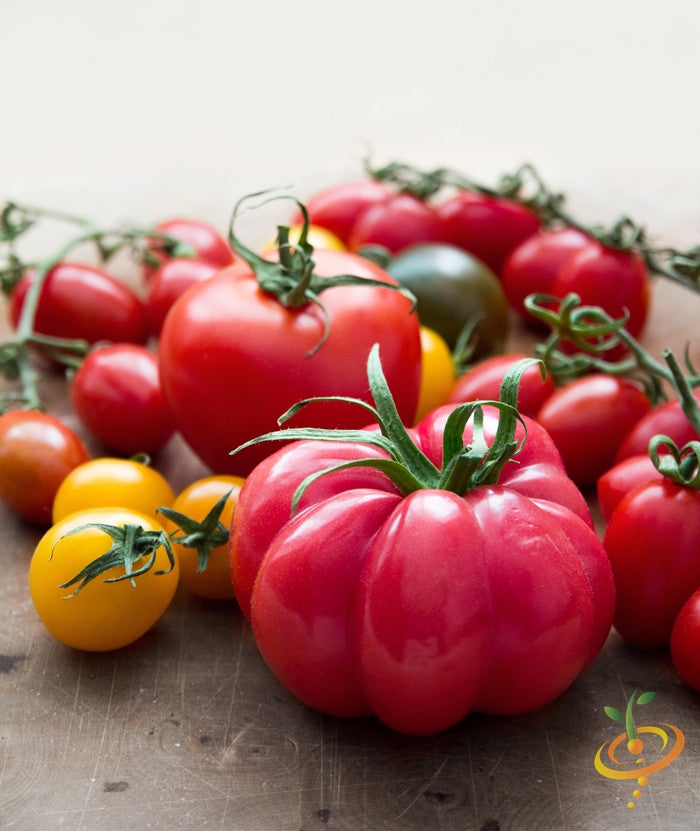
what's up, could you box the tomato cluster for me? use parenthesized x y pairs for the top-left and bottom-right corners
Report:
(1, 160), (699, 732)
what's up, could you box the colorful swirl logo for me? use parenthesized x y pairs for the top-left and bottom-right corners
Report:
(594, 690), (685, 810)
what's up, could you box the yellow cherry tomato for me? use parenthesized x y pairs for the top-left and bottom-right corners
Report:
(414, 326), (456, 423)
(29, 506), (179, 651)
(160, 475), (244, 600)
(52, 457), (175, 523)
(262, 223), (346, 253)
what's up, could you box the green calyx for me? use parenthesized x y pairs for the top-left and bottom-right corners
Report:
(226, 191), (416, 356)
(55, 523), (176, 597)
(157, 490), (232, 573)
(231, 343), (541, 513)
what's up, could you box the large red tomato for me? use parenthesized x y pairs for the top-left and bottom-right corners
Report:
(158, 249), (421, 475)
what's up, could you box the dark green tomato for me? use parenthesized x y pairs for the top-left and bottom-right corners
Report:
(386, 243), (510, 357)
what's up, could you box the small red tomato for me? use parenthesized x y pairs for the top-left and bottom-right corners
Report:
(671, 587), (700, 692)
(596, 453), (664, 522)
(551, 242), (650, 341)
(501, 227), (593, 327)
(70, 344), (175, 456)
(10, 262), (148, 347)
(144, 217), (234, 281)
(0, 410), (90, 524)
(436, 190), (541, 276)
(448, 353), (555, 418)
(347, 193), (444, 254)
(535, 375), (652, 487)
(144, 258), (220, 336)
(615, 391), (700, 463)
(296, 179), (394, 246)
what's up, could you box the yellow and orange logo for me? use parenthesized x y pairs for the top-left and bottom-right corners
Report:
(594, 689), (685, 810)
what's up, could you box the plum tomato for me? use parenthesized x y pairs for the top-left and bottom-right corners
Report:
(385, 243), (510, 356)
(535, 375), (652, 487)
(70, 344), (176, 456)
(9, 262), (149, 347)
(29, 506), (179, 651)
(414, 326), (455, 423)
(52, 456), (175, 524)
(436, 190), (541, 276)
(0, 410), (90, 524)
(448, 353), (555, 418)
(159, 475), (244, 600)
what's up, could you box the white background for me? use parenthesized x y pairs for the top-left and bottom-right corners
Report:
(2, 0), (699, 247)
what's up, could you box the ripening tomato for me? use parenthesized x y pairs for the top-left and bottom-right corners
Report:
(671, 587), (700, 692)
(143, 217), (234, 280)
(159, 248), (421, 475)
(262, 223), (346, 254)
(414, 326), (455, 423)
(347, 192), (444, 254)
(29, 506), (179, 651)
(297, 179), (394, 246)
(160, 475), (244, 600)
(448, 353), (556, 418)
(9, 262), (148, 347)
(436, 190), (541, 276)
(70, 343), (176, 456)
(144, 258), (220, 336)
(501, 227), (592, 326)
(535, 375), (652, 487)
(0, 411), (90, 524)
(52, 457), (175, 523)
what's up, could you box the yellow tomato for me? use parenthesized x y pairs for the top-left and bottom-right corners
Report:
(262, 223), (346, 253)
(29, 507), (179, 651)
(414, 326), (456, 423)
(52, 457), (175, 523)
(160, 475), (244, 600)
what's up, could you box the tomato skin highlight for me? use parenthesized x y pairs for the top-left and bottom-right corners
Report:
(535, 375), (652, 487)
(10, 262), (149, 347)
(232, 403), (613, 735)
(158, 250), (421, 475)
(70, 344), (176, 456)
(603, 480), (700, 649)
(436, 190), (541, 276)
(52, 457), (175, 524)
(448, 353), (555, 418)
(29, 506), (179, 651)
(0, 411), (90, 524)
(671, 587), (700, 692)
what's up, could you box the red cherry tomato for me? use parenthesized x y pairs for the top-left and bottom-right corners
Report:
(671, 587), (700, 692)
(70, 344), (175, 456)
(535, 375), (652, 487)
(615, 391), (700, 463)
(436, 190), (541, 276)
(144, 258), (220, 336)
(297, 179), (394, 246)
(501, 227), (592, 326)
(596, 453), (664, 522)
(9, 262), (148, 347)
(0, 410), (90, 524)
(448, 353), (555, 418)
(144, 217), (234, 281)
(551, 242), (650, 341)
(347, 193), (444, 254)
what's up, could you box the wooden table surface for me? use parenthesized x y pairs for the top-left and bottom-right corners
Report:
(1, 262), (699, 831)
